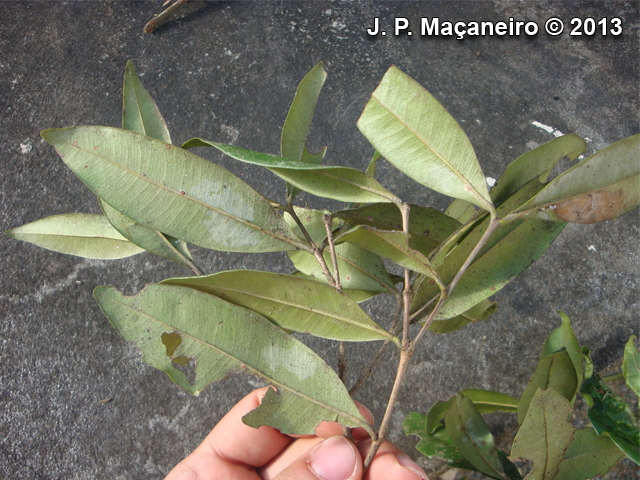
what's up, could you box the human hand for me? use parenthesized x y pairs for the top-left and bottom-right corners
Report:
(165, 387), (429, 480)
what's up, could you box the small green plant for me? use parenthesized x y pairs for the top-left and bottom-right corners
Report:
(6, 61), (639, 476)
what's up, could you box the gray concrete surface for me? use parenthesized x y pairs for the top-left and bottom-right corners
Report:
(1, 1), (638, 478)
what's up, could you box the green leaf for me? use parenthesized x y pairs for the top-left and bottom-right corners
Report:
(357, 66), (493, 212)
(335, 203), (461, 257)
(182, 139), (399, 204)
(506, 134), (640, 224)
(511, 388), (575, 480)
(426, 388), (519, 435)
(335, 225), (443, 287)
(41, 127), (299, 253)
(517, 350), (579, 424)
(497, 450), (523, 480)
(555, 428), (625, 480)
(281, 62), (327, 199)
(289, 271), (380, 304)
(4, 213), (144, 259)
(581, 369), (640, 463)
(161, 270), (398, 345)
(623, 335), (640, 397)
(403, 413), (476, 469)
(94, 284), (372, 436)
(366, 150), (381, 178)
(445, 199), (477, 223)
(411, 178), (564, 322)
(490, 134), (586, 207)
(122, 60), (171, 144)
(445, 394), (506, 479)
(540, 312), (584, 388)
(284, 207), (396, 294)
(428, 299), (498, 334)
(99, 199), (197, 270)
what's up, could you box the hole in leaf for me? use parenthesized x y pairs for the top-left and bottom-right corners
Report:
(172, 356), (196, 385)
(161, 332), (182, 357)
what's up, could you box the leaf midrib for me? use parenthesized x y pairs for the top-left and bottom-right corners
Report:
(370, 91), (489, 209)
(118, 299), (367, 429)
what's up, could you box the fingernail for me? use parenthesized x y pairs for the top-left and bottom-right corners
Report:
(308, 436), (357, 480)
(398, 454), (429, 479)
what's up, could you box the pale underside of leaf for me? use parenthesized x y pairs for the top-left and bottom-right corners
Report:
(122, 60), (172, 144)
(623, 335), (640, 397)
(4, 213), (144, 259)
(511, 388), (575, 480)
(94, 284), (371, 436)
(554, 428), (625, 480)
(183, 139), (399, 204)
(357, 66), (493, 211)
(161, 270), (396, 344)
(41, 127), (298, 253)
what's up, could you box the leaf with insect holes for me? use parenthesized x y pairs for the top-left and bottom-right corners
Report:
(41, 127), (298, 253)
(358, 66), (493, 212)
(505, 134), (639, 224)
(490, 134), (586, 207)
(94, 284), (374, 437)
(4, 213), (144, 259)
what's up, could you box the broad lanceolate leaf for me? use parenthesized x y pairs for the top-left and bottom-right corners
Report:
(161, 270), (397, 345)
(490, 134), (587, 207)
(182, 139), (400, 205)
(511, 388), (575, 480)
(555, 427), (625, 480)
(428, 299), (497, 334)
(281, 62), (327, 198)
(4, 213), (144, 259)
(411, 178), (564, 322)
(285, 207), (396, 294)
(100, 199), (197, 270)
(517, 350), (578, 424)
(94, 284), (371, 436)
(357, 66), (494, 212)
(506, 134), (640, 224)
(335, 225), (443, 287)
(623, 335), (640, 397)
(42, 127), (299, 253)
(335, 203), (461, 257)
(403, 413), (476, 469)
(581, 369), (640, 463)
(426, 388), (519, 435)
(445, 394), (506, 479)
(540, 312), (584, 388)
(122, 60), (171, 143)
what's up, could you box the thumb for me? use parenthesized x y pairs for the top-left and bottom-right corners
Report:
(272, 436), (362, 480)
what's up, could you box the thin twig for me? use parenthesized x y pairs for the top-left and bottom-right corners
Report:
(349, 303), (403, 397)
(144, 0), (190, 33)
(400, 203), (412, 347)
(323, 214), (342, 294)
(338, 341), (348, 385)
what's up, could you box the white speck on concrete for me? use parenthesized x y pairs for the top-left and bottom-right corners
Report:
(588, 245), (597, 252)
(223, 48), (240, 60)
(220, 124), (240, 144)
(532, 121), (564, 138)
(20, 140), (32, 154)
(486, 177), (496, 187)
